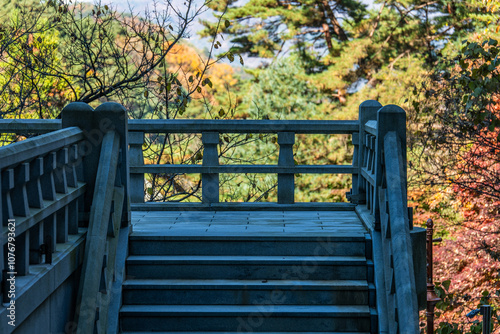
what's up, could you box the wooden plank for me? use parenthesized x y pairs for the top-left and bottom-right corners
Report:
(131, 202), (356, 211)
(0, 119), (360, 134)
(128, 119), (359, 134)
(131, 164), (357, 174)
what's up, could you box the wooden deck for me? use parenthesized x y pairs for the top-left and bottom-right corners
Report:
(131, 210), (367, 236)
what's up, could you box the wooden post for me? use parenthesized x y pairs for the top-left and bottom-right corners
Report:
(426, 219), (440, 334)
(129, 132), (145, 203)
(278, 132), (295, 204)
(202, 132), (219, 204)
(356, 100), (381, 206)
(62, 102), (130, 226)
(375, 104), (406, 229)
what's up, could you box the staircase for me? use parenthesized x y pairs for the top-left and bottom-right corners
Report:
(119, 212), (376, 333)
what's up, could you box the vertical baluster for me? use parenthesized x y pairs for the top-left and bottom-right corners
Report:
(16, 230), (30, 276)
(349, 132), (360, 202)
(56, 207), (69, 243)
(66, 144), (79, 188)
(54, 148), (68, 194)
(68, 199), (79, 234)
(30, 222), (44, 264)
(41, 152), (57, 201)
(12, 163), (30, 217)
(27, 157), (44, 209)
(2, 169), (14, 224)
(44, 214), (57, 254)
(129, 132), (145, 203)
(278, 132), (295, 204)
(202, 132), (219, 204)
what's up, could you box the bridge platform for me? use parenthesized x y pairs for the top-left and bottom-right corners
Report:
(131, 210), (367, 236)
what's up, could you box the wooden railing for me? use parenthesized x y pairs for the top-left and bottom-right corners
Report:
(0, 126), (86, 333)
(128, 119), (359, 208)
(354, 102), (422, 333)
(0, 100), (423, 333)
(0, 102), (129, 334)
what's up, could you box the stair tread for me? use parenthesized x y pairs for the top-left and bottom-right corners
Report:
(122, 278), (369, 289)
(120, 304), (370, 315)
(130, 233), (366, 241)
(126, 255), (366, 264)
(121, 332), (371, 334)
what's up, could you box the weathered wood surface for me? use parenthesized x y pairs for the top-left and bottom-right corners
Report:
(128, 119), (359, 134)
(382, 131), (418, 333)
(131, 164), (357, 175)
(0, 119), (360, 134)
(132, 202), (356, 211)
(0, 127), (83, 169)
(131, 210), (367, 236)
(0, 119), (61, 133)
(75, 130), (120, 334)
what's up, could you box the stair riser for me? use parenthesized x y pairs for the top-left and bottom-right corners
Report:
(119, 315), (371, 332)
(126, 263), (367, 280)
(129, 240), (365, 257)
(122, 288), (368, 305)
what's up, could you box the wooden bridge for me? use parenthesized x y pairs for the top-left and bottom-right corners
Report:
(0, 100), (426, 334)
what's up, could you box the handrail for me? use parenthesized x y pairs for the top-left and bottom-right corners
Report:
(381, 131), (419, 332)
(128, 119), (359, 134)
(0, 119), (360, 134)
(0, 119), (61, 133)
(75, 130), (123, 334)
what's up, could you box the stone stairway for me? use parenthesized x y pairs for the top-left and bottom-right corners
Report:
(119, 211), (376, 333)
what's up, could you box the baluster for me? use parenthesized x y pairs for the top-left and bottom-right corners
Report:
(129, 132), (144, 203)
(16, 230), (30, 276)
(66, 144), (79, 188)
(30, 221), (44, 264)
(54, 148), (68, 194)
(56, 207), (69, 243)
(41, 152), (57, 201)
(44, 213), (57, 254)
(349, 132), (360, 202)
(278, 132), (295, 204)
(12, 163), (30, 217)
(68, 199), (79, 234)
(27, 157), (44, 209)
(202, 132), (219, 204)
(2, 169), (14, 224)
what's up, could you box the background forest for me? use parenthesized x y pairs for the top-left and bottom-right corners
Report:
(1, 0), (500, 331)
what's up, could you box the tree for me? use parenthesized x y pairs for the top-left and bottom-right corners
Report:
(0, 0), (232, 119)
(201, 0), (494, 114)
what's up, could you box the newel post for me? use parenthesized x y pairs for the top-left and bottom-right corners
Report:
(355, 100), (381, 206)
(62, 102), (130, 226)
(375, 104), (407, 219)
(278, 132), (295, 204)
(202, 132), (219, 204)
